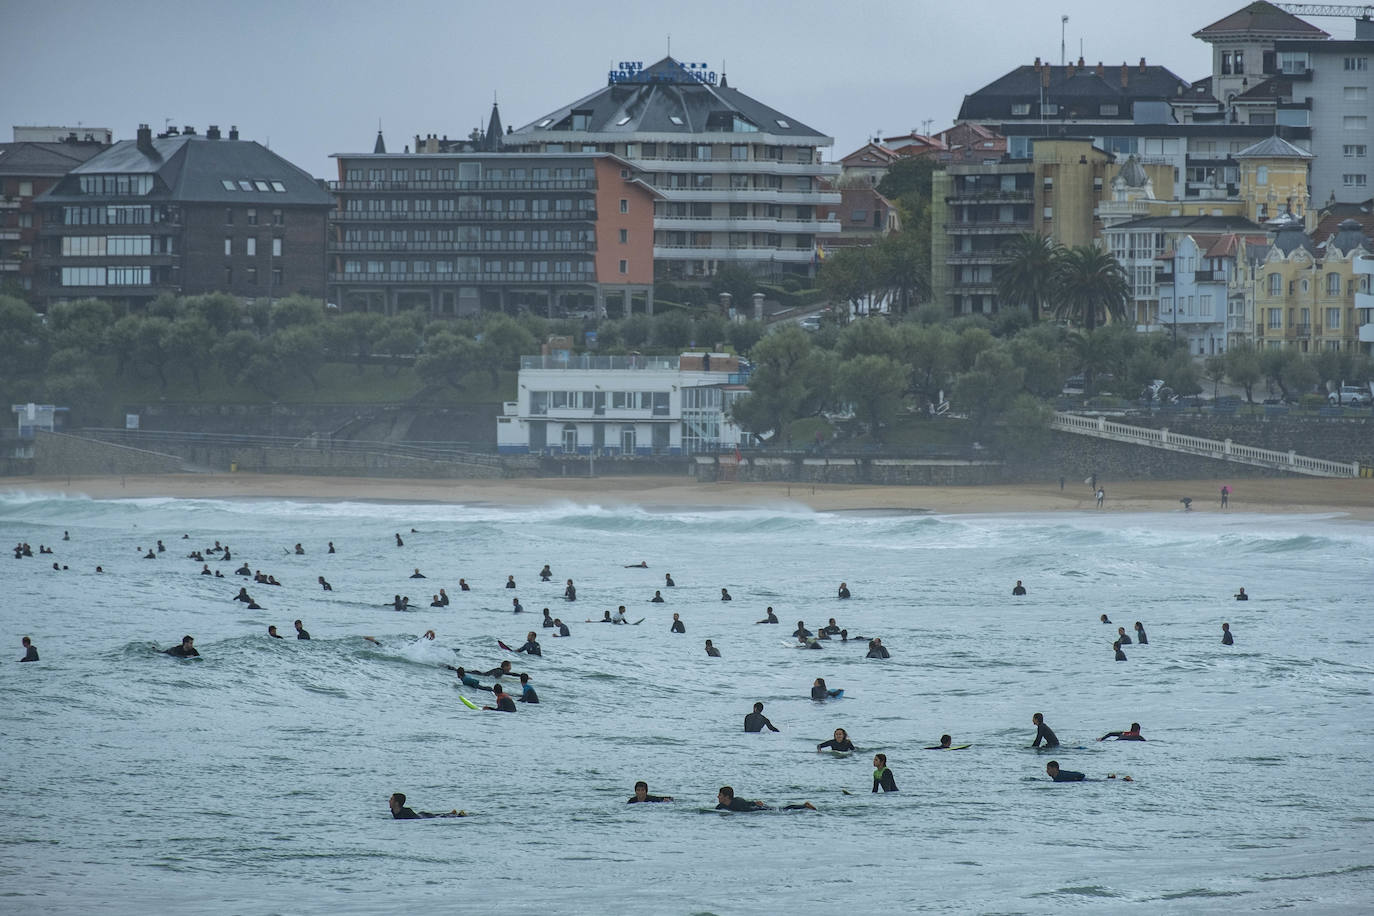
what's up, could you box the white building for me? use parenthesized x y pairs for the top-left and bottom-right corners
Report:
(497, 352), (753, 455)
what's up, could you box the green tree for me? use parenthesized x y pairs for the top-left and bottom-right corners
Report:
(996, 393), (1054, 460)
(0, 295), (48, 388)
(183, 292), (241, 334)
(1260, 347), (1317, 401)
(43, 347), (103, 414)
(874, 230), (930, 315)
(375, 316), (419, 378)
(651, 311), (693, 350)
(709, 263), (760, 312)
(476, 315), (538, 386)
(996, 233), (1060, 322)
(898, 323), (957, 407)
(213, 330), (261, 387)
(693, 313), (729, 350)
(163, 316), (215, 392)
(953, 326), (994, 373)
(327, 312), (384, 374)
(415, 331), (478, 392)
(130, 315), (175, 389)
(837, 317), (901, 361)
(835, 354), (908, 441)
(1224, 342), (1262, 403)
(1006, 325), (1068, 398)
(726, 320), (765, 355)
(1052, 245), (1129, 332)
(728, 325), (832, 445)
(1202, 354), (1228, 400)
(620, 314), (653, 349)
(273, 325), (326, 390)
(818, 246), (877, 319)
(271, 294), (325, 330)
(47, 298), (113, 355)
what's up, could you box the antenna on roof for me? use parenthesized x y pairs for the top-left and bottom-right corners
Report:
(667, 33), (671, 56)
(1061, 15), (1068, 66)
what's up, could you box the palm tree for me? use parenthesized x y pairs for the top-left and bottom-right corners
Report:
(1052, 244), (1130, 333)
(996, 232), (1060, 322)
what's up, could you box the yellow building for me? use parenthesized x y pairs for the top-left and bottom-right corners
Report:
(1234, 136), (1313, 226)
(1248, 216), (1373, 353)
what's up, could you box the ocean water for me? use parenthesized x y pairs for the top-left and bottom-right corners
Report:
(1, 491), (1372, 914)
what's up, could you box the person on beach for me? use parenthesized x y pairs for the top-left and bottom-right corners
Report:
(1222, 623), (1234, 645)
(866, 638), (890, 659)
(1134, 621), (1148, 644)
(1012, 580), (1027, 596)
(837, 582), (851, 599)
(1099, 723), (1145, 741)
(564, 580), (576, 601)
(664, 573), (675, 588)
(517, 672), (539, 703)
(164, 636), (199, 658)
(1221, 485), (1230, 508)
(389, 792), (465, 819)
(744, 702), (779, 733)
(515, 632), (541, 656)
(715, 786), (813, 812)
(1096, 487), (1105, 508)
(539, 564), (552, 581)
(483, 684), (517, 712)
(705, 639), (721, 657)
(19, 636), (39, 662)
(872, 754), (898, 793)
(817, 728), (854, 752)
(756, 607), (778, 624)
(670, 613), (685, 634)
(267, 626), (283, 639)
(1113, 640), (1127, 661)
(294, 619), (310, 640)
(1031, 712), (1059, 748)
(651, 590), (665, 603)
(1235, 587), (1248, 601)
(720, 588), (732, 601)
(628, 781), (671, 803)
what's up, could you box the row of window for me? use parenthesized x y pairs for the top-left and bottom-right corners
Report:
(344, 165), (596, 182)
(340, 227), (596, 243)
(60, 205), (162, 225)
(1344, 145), (1368, 158)
(226, 208), (285, 226)
(343, 197), (597, 213)
(1266, 308), (1350, 329)
(225, 267), (284, 286)
(1266, 273), (1371, 296)
(650, 173), (816, 191)
(61, 266), (151, 286)
(539, 142), (814, 164)
(661, 202), (814, 219)
(341, 259), (593, 274)
(529, 390), (671, 414)
(224, 237), (283, 257)
(77, 174), (153, 196)
(219, 179), (288, 193)
(1343, 174), (1369, 188)
(61, 235), (157, 257)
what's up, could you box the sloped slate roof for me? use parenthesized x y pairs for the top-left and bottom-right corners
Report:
(0, 141), (107, 177)
(958, 64), (1189, 120)
(1116, 155), (1149, 188)
(1235, 135), (1313, 159)
(46, 135), (332, 206)
(510, 57), (829, 140)
(1192, 1), (1328, 39)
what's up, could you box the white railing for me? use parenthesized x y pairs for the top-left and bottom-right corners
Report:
(1051, 412), (1359, 477)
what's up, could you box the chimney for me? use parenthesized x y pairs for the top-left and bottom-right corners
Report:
(183, 125), (196, 136)
(1077, 56), (1085, 67)
(1139, 57), (1146, 72)
(1095, 61), (1105, 77)
(207, 125), (221, 139)
(1033, 56), (1041, 71)
(136, 123), (153, 152)
(1042, 65), (1051, 88)
(1121, 63), (1129, 87)
(229, 125), (239, 140)
(414, 133), (422, 153)
(1067, 61), (1076, 78)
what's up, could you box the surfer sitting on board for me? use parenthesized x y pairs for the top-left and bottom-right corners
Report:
(483, 684), (517, 712)
(756, 608), (778, 624)
(515, 632), (541, 656)
(872, 754), (898, 793)
(1030, 712), (1059, 749)
(811, 678), (841, 700)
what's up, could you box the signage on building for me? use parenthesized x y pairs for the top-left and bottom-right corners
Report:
(126, 414), (140, 430)
(608, 60), (717, 85)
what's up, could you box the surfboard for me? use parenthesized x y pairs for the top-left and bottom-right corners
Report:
(459, 696), (479, 710)
(632, 618), (645, 625)
(497, 640), (513, 651)
(828, 689), (844, 699)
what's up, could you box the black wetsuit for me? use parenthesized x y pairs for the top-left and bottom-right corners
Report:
(1051, 769), (1086, 782)
(1222, 630), (1234, 645)
(164, 645), (200, 658)
(717, 798), (766, 812)
(1032, 722), (1059, 748)
(810, 685), (833, 700)
(758, 614), (778, 624)
(720, 592), (732, 601)
(1012, 585), (1026, 595)
(557, 623), (570, 637)
(483, 667), (514, 678)
(493, 694), (517, 712)
(411, 572), (426, 579)
(1114, 646), (1127, 661)
(516, 641), (541, 656)
(665, 576), (674, 587)
(542, 616), (556, 628)
(519, 685), (539, 704)
(793, 627), (812, 639)
(1118, 633), (1132, 645)
(817, 738), (854, 751)
(866, 645), (890, 659)
(744, 712), (778, 733)
(872, 768), (898, 793)
(1135, 627), (1148, 644)
(820, 625), (840, 636)
(505, 580), (515, 588)
(627, 795), (669, 804)
(392, 805), (459, 819)
(838, 587), (850, 599)
(1235, 593), (1249, 601)
(651, 595), (665, 603)
(459, 582), (470, 591)
(670, 620), (685, 633)
(705, 645), (721, 657)
(540, 569), (552, 581)
(564, 586), (576, 601)
(1100, 731), (1145, 741)
(21, 645), (39, 662)
(296, 628), (310, 640)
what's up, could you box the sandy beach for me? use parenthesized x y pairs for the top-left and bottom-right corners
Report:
(5, 472), (1374, 519)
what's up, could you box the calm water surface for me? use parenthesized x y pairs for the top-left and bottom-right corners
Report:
(2, 493), (1372, 914)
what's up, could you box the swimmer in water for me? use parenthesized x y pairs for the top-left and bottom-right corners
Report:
(866, 638), (889, 659)
(720, 588), (732, 601)
(410, 568), (426, 579)
(810, 677), (839, 700)
(318, 576), (332, 591)
(564, 579), (576, 601)
(20, 636), (39, 662)
(872, 754), (898, 793)
(542, 608), (555, 628)
(625, 560), (648, 568)
(1030, 712), (1059, 748)
(235, 563), (251, 577)
(483, 684), (517, 712)
(164, 635), (199, 658)
(1099, 723), (1144, 741)
(793, 621), (812, 639)
(924, 735), (955, 750)
(817, 728), (854, 752)
(553, 618), (570, 637)
(395, 533), (403, 547)
(715, 786), (813, 812)
(837, 582), (850, 599)
(430, 595), (443, 608)
(744, 702), (779, 733)
(201, 564), (212, 576)
(294, 619), (310, 640)
(1116, 626), (1132, 645)
(294, 543), (304, 555)
(459, 579), (470, 591)
(1012, 580), (1027, 596)
(1113, 641), (1127, 661)
(821, 618), (840, 636)
(1235, 587), (1248, 601)
(539, 564), (552, 581)
(517, 672), (538, 703)
(664, 573), (675, 588)
(438, 589), (449, 606)
(1134, 621), (1147, 644)
(515, 632), (541, 656)
(627, 781), (671, 803)
(328, 542), (336, 553)
(1222, 622), (1234, 645)
(505, 575), (516, 589)
(389, 792), (466, 819)
(1045, 761), (1084, 782)
(670, 613), (685, 634)
(512, 598), (524, 614)
(650, 590), (665, 603)
(1100, 614), (1112, 624)
(756, 607), (778, 624)
(705, 639), (721, 657)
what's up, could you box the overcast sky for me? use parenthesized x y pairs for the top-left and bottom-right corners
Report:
(2, 0), (1360, 178)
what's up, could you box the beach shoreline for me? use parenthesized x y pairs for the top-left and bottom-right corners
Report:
(5, 472), (1373, 519)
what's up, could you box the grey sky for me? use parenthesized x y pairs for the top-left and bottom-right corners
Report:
(2, 0), (1359, 178)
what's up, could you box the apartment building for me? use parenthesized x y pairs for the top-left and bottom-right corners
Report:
(1247, 215), (1372, 353)
(35, 124), (331, 308)
(328, 143), (660, 317)
(505, 57), (840, 283)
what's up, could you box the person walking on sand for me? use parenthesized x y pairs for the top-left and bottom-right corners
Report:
(1096, 487), (1105, 509)
(1220, 485), (1230, 509)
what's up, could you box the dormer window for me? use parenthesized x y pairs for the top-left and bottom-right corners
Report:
(537, 118), (554, 128)
(775, 119), (790, 128)
(1012, 103), (1030, 116)
(669, 116), (684, 126)
(1100, 104), (1119, 116)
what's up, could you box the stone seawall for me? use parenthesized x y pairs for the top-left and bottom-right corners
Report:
(203, 445), (503, 479)
(1123, 413), (1374, 466)
(35, 431), (188, 477)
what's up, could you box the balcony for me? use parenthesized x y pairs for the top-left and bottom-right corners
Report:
(329, 271), (595, 284)
(654, 215), (836, 234)
(636, 158), (840, 177)
(328, 240), (594, 253)
(945, 189), (1034, 204)
(331, 209), (596, 222)
(653, 187), (840, 206)
(521, 355), (679, 371)
(653, 245), (814, 263)
(329, 179), (595, 192)
(946, 253), (1006, 265)
(944, 220), (1033, 235)
(1360, 323), (1374, 344)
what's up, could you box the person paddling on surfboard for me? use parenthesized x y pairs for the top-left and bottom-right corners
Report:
(628, 781), (671, 803)
(715, 786), (813, 812)
(389, 792), (467, 819)
(1098, 723), (1145, 741)
(923, 735), (971, 750)
(810, 677), (842, 700)
(817, 728), (854, 752)
(445, 666), (493, 692)
(483, 684), (517, 712)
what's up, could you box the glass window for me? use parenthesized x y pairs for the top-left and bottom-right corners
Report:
(272, 237), (282, 257)
(246, 238), (256, 256)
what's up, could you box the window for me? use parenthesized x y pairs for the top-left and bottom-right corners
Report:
(1268, 273), (1282, 296)
(695, 144), (712, 160)
(110, 266), (152, 286)
(618, 228), (628, 244)
(619, 259), (628, 275)
(668, 116), (684, 126)
(1043, 103), (1058, 116)
(619, 199), (628, 213)
(1328, 272), (1342, 295)
(1043, 207), (1054, 219)
(1268, 308), (1282, 329)
(224, 237), (232, 256)
(61, 266), (105, 286)
(246, 267), (257, 285)
(272, 237), (282, 257)
(246, 237), (256, 256)
(1345, 116), (1369, 130)
(1011, 103), (1030, 115)
(731, 145), (748, 161)
(1328, 307), (1342, 329)
(222, 180), (236, 191)
(1222, 51), (1233, 75)
(775, 119), (790, 129)
(272, 267), (283, 286)
(850, 210), (868, 223)
(1344, 57), (1369, 71)
(272, 209), (283, 226)
(1343, 174), (1368, 188)
(1256, 166), (1268, 186)
(247, 208), (258, 225)
(1345, 145), (1368, 158)
(694, 174), (713, 188)
(1346, 86), (1370, 101)
(1100, 104), (1119, 116)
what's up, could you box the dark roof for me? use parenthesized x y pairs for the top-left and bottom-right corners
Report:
(0, 141), (108, 178)
(1235, 135), (1312, 159)
(41, 135), (332, 207)
(480, 103), (504, 152)
(1272, 222), (1317, 256)
(1234, 76), (1292, 102)
(373, 131), (386, 154)
(957, 62), (1190, 121)
(1192, 2), (1328, 40)
(510, 57), (829, 141)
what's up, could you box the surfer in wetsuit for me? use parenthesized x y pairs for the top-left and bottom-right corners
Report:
(512, 598), (524, 614)
(810, 678), (838, 700)
(872, 754), (898, 793)
(821, 618), (840, 636)
(164, 635), (199, 658)
(318, 576), (332, 591)
(328, 542), (335, 554)
(756, 608), (778, 624)
(1100, 613), (1111, 624)
(542, 609), (556, 628)
(1012, 580), (1027, 596)
(670, 614), (685, 634)
(410, 568), (426, 579)
(553, 619), (570, 637)
(1046, 761), (1085, 782)
(590, 611), (613, 624)
(793, 621), (812, 639)
(539, 564), (552, 581)
(294, 619), (310, 640)
(1099, 723), (1144, 741)
(664, 573), (675, 588)
(517, 672), (539, 703)
(705, 639), (720, 657)
(1030, 712), (1058, 748)
(715, 786), (813, 812)
(628, 781), (671, 803)
(447, 666), (493, 692)
(564, 579), (576, 601)
(1113, 640), (1127, 661)
(459, 579), (470, 591)
(1134, 621), (1147, 644)
(744, 702), (779, 733)
(438, 589), (449, 606)
(1234, 587), (1248, 601)
(294, 543), (304, 555)
(651, 590), (665, 603)
(1222, 622), (1234, 645)
(817, 728), (854, 752)
(837, 582), (850, 599)
(430, 595), (444, 607)
(484, 684), (517, 712)
(924, 735), (954, 750)
(235, 563), (251, 577)
(505, 575), (516, 589)
(720, 588), (732, 601)
(1116, 626), (1132, 645)
(267, 626), (283, 639)
(515, 632), (541, 656)
(866, 638), (889, 659)
(234, 587), (254, 604)
(389, 792), (466, 819)
(610, 606), (628, 624)
(625, 561), (648, 568)
(19, 636), (39, 662)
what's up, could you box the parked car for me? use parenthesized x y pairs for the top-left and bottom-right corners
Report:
(1328, 385), (1371, 407)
